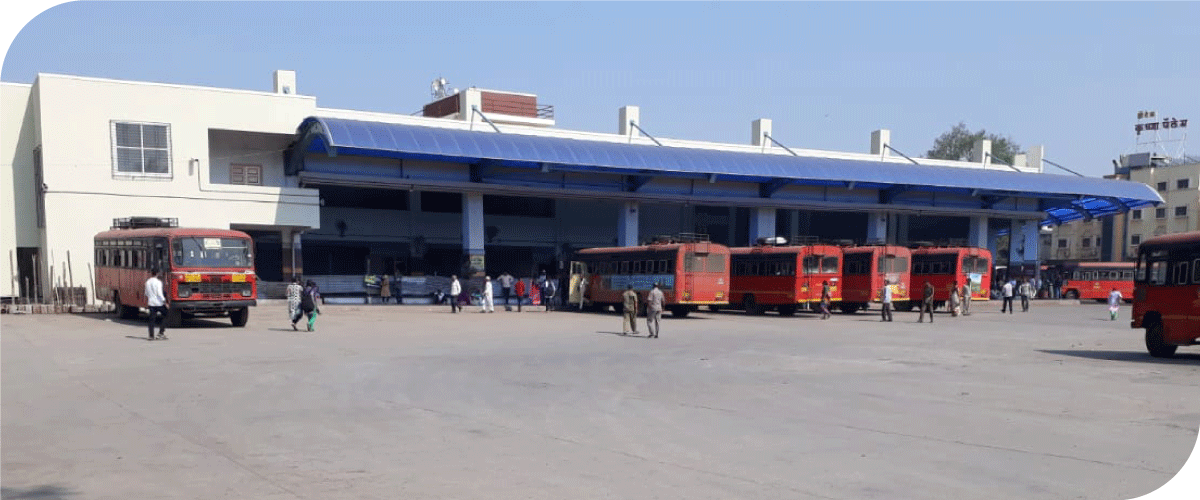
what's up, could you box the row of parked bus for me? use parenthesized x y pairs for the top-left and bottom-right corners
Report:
(568, 236), (993, 318)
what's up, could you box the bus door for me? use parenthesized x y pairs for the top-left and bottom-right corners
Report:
(801, 249), (819, 303)
(681, 252), (698, 302)
(569, 261), (588, 305)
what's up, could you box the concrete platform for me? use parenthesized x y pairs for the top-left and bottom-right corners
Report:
(3, 302), (1198, 499)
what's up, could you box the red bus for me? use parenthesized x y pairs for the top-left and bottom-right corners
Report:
(840, 245), (912, 313)
(1132, 231), (1200, 357)
(571, 238), (730, 317)
(728, 241), (842, 316)
(910, 246), (992, 310)
(1060, 262), (1134, 302)
(95, 217), (257, 327)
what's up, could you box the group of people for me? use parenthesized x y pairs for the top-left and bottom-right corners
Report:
(878, 281), (974, 323)
(445, 271), (561, 314)
(619, 282), (666, 338)
(998, 279), (1037, 314)
(285, 277), (322, 331)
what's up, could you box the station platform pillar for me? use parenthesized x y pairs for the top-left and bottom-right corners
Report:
(618, 201), (639, 247)
(748, 207), (776, 245)
(463, 192), (485, 276)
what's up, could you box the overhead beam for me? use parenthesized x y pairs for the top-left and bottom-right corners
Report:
(626, 174), (653, 192)
(980, 195), (1007, 209)
(879, 185), (907, 204)
(760, 178), (790, 198)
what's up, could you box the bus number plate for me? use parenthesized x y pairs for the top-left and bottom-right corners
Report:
(184, 273), (201, 282)
(231, 274), (246, 282)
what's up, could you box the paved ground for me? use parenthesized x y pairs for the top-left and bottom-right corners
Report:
(3, 301), (1198, 500)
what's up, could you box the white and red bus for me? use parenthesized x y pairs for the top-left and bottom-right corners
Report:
(840, 245), (912, 313)
(95, 217), (257, 327)
(1059, 261), (1135, 302)
(728, 240), (842, 316)
(1132, 231), (1200, 358)
(572, 237), (730, 317)
(910, 246), (992, 310)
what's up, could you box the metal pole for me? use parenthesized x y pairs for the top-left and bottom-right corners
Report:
(32, 253), (39, 304)
(67, 251), (76, 307)
(24, 277), (31, 306)
(9, 250), (15, 301)
(88, 262), (96, 307)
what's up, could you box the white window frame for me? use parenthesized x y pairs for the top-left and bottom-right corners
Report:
(111, 121), (173, 179)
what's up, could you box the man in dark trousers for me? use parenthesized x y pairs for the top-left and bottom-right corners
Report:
(498, 272), (515, 311)
(880, 283), (893, 322)
(918, 281), (935, 323)
(621, 284), (638, 336)
(514, 278), (526, 312)
(1001, 280), (1015, 314)
(145, 267), (168, 340)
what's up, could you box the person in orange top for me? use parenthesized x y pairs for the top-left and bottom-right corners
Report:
(514, 278), (526, 312)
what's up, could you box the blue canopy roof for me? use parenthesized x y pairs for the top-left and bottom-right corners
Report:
(295, 117), (1161, 225)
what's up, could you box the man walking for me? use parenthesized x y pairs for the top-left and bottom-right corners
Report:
(287, 276), (303, 330)
(1019, 279), (1033, 312)
(577, 275), (588, 311)
(480, 276), (495, 313)
(961, 284), (972, 316)
(1108, 287), (1123, 321)
(918, 281), (935, 323)
(145, 267), (168, 340)
(646, 282), (664, 337)
(543, 276), (557, 312)
(819, 280), (832, 320)
(1001, 280), (1015, 314)
(449, 275), (461, 313)
(498, 272), (514, 311)
(300, 280), (321, 331)
(621, 284), (638, 335)
(879, 283), (893, 322)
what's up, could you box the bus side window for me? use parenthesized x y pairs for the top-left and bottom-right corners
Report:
(896, 257), (909, 273)
(822, 256), (838, 274)
(633, 261), (642, 274)
(1149, 261), (1168, 285)
(1175, 261), (1190, 285)
(707, 255), (725, 273)
(1194, 259), (1200, 284)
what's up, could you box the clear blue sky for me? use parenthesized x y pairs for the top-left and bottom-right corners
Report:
(3, 1), (1198, 177)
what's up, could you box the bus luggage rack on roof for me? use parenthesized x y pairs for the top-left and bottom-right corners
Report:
(112, 217), (178, 229)
(649, 233), (711, 244)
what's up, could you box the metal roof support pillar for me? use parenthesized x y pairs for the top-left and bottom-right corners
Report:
(462, 193), (486, 276)
(895, 215), (910, 246)
(1021, 220), (1041, 281)
(748, 207), (777, 246)
(620, 106), (640, 137)
(871, 129), (891, 159)
(752, 119), (772, 149)
(618, 201), (639, 247)
(968, 216), (989, 248)
(866, 212), (888, 244)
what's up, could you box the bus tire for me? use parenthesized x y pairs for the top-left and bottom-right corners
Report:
(613, 303), (624, 314)
(230, 307), (249, 327)
(839, 303), (859, 314)
(1063, 290), (1079, 300)
(707, 305), (721, 312)
(1145, 321), (1177, 358)
(165, 307), (183, 328)
(670, 307), (690, 318)
(114, 292), (138, 319)
(743, 295), (762, 315)
(777, 305), (797, 317)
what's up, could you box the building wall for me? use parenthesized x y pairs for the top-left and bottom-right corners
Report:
(1, 83), (43, 296)
(1125, 161), (1200, 256)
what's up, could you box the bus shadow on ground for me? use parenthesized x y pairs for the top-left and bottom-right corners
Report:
(73, 312), (237, 330)
(1, 484), (77, 499)
(1039, 349), (1200, 364)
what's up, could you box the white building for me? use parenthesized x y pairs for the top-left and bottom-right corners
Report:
(1, 70), (1160, 301)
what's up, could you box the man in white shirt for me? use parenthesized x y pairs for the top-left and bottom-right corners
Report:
(880, 283), (893, 322)
(480, 276), (495, 313)
(449, 275), (462, 313)
(498, 272), (514, 311)
(145, 267), (168, 340)
(1001, 280), (1014, 314)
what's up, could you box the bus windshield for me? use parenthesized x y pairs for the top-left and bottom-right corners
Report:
(172, 237), (253, 268)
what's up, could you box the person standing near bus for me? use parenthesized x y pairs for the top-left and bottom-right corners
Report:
(543, 276), (557, 312)
(1001, 280), (1015, 314)
(918, 281), (935, 323)
(961, 284), (972, 316)
(949, 284), (961, 317)
(1108, 288), (1123, 321)
(514, 278), (526, 312)
(880, 283), (893, 322)
(646, 282), (664, 337)
(1019, 279), (1033, 312)
(379, 274), (392, 305)
(145, 267), (168, 340)
(577, 275), (588, 311)
(480, 276), (495, 313)
(621, 284), (639, 335)
(449, 275), (462, 313)
(286, 276), (303, 330)
(819, 280), (832, 320)
(300, 280), (321, 331)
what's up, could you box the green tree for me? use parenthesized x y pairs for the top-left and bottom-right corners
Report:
(926, 122), (1022, 165)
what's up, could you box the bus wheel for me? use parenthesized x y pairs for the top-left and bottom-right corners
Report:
(777, 305), (797, 317)
(1145, 321), (1177, 358)
(670, 307), (690, 318)
(1063, 290), (1079, 300)
(707, 305), (721, 313)
(230, 307), (249, 327)
(743, 295), (762, 315)
(613, 303), (624, 314)
(839, 304), (859, 314)
(114, 292), (138, 319)
(165, 308), (183, 328)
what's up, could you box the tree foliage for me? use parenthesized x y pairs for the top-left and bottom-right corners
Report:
(926, 122), (1022, 165)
